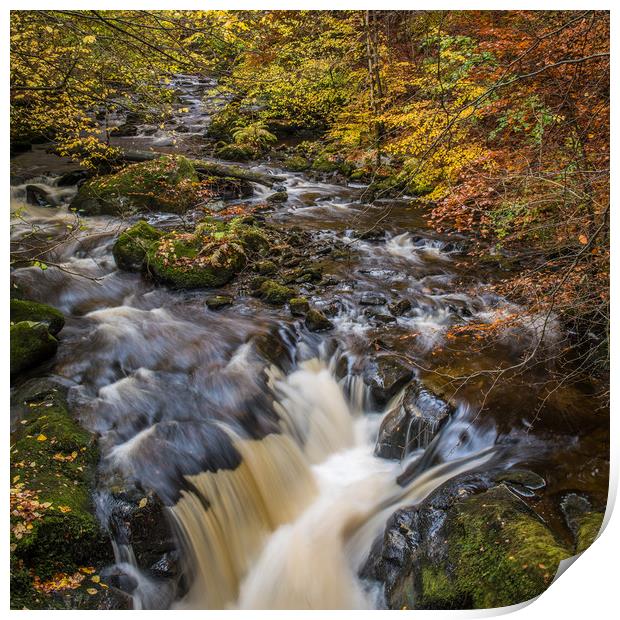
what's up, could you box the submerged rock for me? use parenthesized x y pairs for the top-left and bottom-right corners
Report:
(363, 355), (413, 405)
(10, 385), (112, 609)
(363, 478), (572, 610)
(375, 383), (453, 459)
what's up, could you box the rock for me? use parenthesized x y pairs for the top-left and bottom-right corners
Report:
(359, 292), (388, 306)
(362, 479), (572, 610)
(363, 355), (413, 405)
(10, 322), (58, 376)
(10, 386), (113, 608)
(283, 155), (310, 171)
(375, 383), (453, 459)
(354, 228), (386, 242)
(389, 299), (412, 316)
(25, 184), (56, 207)
(289, 297), (310, 316)
(255, 259), (277, 275)
(283, 266), (323, 284)
(215, 143), (254, 162)
(364, 308), (396, 324)
(56, 170), (90, 187)
(256, 279), (296, 305)
(112, 220), (164, 272)
(205, 295), (233, 310)
(266, 190), (288, 204)
(305, 309), (333, 332)
(71, 155), (201, 216)
(11, 299), (65, 335)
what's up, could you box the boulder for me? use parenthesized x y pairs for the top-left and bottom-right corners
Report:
(375, 383), (453, 459)
(11, 299), (64, 336)
(389, 299), (412, 316)
(359, 292), (388, 306)
(363, 355), (413, 405)
(112, 220), (163, 272)
(266, 191), (288, 204)
(289, 297), (310, 317)
(10, 322), (58, 376)
(305, 309), (333, 332)
(25, 185), (57, 207)
(362, 478), (572, 610)
(256, 279), (296, 305)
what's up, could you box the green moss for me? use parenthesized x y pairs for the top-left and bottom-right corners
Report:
(289, 297), (309, 316)
(10, 299), (64, 336)
(257, 279), (296, 305)
(575, 512), (604, 553)
(305, 308), (333, 332)
(71, 155), (200, 215)
(283, 155), (310, 171)
(10, 387), (111, 607)
(216, 143), (255, 162)
(312, 154), (341, 174)
(112, 220), (164, 272)
(414, 486), (571, 609)
(267, 191), (288, 203)
(255, 259), (277, 275)
(10, 322), (58, 376)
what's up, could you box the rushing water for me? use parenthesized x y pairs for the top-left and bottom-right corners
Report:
(10, 77), (608, 609)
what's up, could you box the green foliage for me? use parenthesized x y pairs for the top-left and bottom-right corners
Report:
(232, 121), (277, 151)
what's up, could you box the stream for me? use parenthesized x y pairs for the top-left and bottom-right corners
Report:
(10, 77), (609, 610)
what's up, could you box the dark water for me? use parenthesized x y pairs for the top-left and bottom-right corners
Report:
(10, 76), (608, 609)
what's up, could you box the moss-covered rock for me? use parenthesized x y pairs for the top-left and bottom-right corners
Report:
(255, 259), (277, 275)
(11, 299), (64, 336)
(10, 386), (112, 608)
(256, 279), (296, 305)
(366, 482), (572, 610)
(575, 511), (604, 553)
(266, 191), (288, 204)
(215, 143), (255, 162)
(112, 220), (164, 272)
(205, 295), (234, 310)
(289, 297), (310, 316)
(11, 322), (58, 376)
(71, 155), (201, 216)
(283, 155), (310, 172)
(305, 308), (333, 332)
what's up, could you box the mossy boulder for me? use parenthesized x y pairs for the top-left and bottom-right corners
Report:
(71, 155), (200, 216)
(11, 322), (59, 376)
(283, 155), (311, 172)
(255, 259), (277, 275)
(255, 279), (296, 305)
(365, 481), (572, 610)
(10, 386), (112, 608)
(205, 295), (234, 310)
(112, 220), (164, 272)
(215, 143), (255, 162)
(11, 299), (64, 336)
(266, 191), (288, 204)
(575, 511), (604, 553)
(289, 297), (310, 316)
(305, 308), (333, 332)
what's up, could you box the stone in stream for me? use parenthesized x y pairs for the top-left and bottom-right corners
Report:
(359, 291), (388, 306)
(375, 382), (453, 460)
(205, 295), (234, 310)
(56, 169), (90, 187)
(364, 307), (397, 325)
(112, 220), (164, 272)
(305, 308), (334, 332)
(388, 298), (412, 316)
(25, 184), (57, 207)
(256, 279), (296, 305)
(289, 296), (310, 317)
(361, 474), (573, 610)
(266, 190), (288, 203)
(363, 354), (413, 405)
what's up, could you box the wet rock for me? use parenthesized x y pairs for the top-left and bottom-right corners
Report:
(322, 300), (345, 317)
(283, 265), (323, 284)
(305, 309), (333, 332)
(363, 479), (572, 610)
(283, 155), (310, 171)
(25, 184), (56, 207)
(256, 279), (296, 305)
(57, 169), (90, 187)
(388, 299), (412, 316)
(11, 299), (65, 336)
(112, 220), (164, 272)
(267, 190), (288, 204)
(363, 355), (413, 405)
(10, 321), (58, 376)
(354, 228), (386, 242)
(205, 295), (233, 310)
(289, 297), (310, 316)
(375, 383), (453, 460)
(364, 308), (396, 324)
(359, 292), (388, 306)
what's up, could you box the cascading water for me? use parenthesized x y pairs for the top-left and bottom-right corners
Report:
(10, 75), (607, 610)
